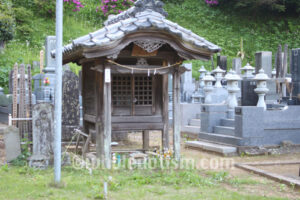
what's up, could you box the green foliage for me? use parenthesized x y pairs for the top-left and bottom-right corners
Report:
(0, 0), (15, 42)
(10, 134), (32, 166)
(13, 7), (35, 41)
(217, 0), (300, 14)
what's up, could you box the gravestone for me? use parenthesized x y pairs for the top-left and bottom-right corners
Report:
(62, 69), (80, 140)
(39, 36), (56, 103)
(180, 63), (195, 102)
(232, 58), (241, 75)
(217, 55), (227, 71)
(3, 126), (21, 162)
(255, 51), (272, 78)
(28, 103), (54, 169)
(291, 48), (300, 105)
(241, 80), (258, 106)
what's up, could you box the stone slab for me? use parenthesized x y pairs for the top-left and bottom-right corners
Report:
(3, 126), (21, 162)
(235, 162), (300, 189)
(185, 140), (237, 156)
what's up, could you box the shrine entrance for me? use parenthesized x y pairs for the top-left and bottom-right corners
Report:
(112, 74), (153, 116)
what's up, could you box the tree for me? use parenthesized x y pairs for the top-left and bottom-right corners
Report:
(0, 0), (15, 46)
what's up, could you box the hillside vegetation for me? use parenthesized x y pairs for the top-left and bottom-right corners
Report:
(0, 0), (300, 90)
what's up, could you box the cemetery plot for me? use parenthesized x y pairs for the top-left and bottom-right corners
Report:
(235, 161), (300, 188)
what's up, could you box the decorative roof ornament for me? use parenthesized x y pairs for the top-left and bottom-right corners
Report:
(135, 0), (167, 17)
(136, 58), (149, 66)
(105, 0), (168, 26)
(134, 39), (166, 53)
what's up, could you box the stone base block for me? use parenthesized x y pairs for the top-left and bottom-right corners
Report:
(28, 154), (50, 169)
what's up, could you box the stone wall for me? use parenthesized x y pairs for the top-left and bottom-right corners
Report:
(180, 103), (201, 127)
(235, 106), (300, 146)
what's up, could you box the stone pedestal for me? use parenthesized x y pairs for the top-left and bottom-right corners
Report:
(200, 104), (227, 133)
(235, 106), (264, 145)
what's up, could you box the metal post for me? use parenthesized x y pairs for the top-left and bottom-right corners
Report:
(54, 0), (63, 183)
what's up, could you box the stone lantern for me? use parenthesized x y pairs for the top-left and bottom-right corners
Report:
(225, 70), (241, 119)
(198, 66), (207, 89)
(254, 69), (269, 110)
(212, 66), (225, 88)
(203, 72), (216, 104)
(241, 63), (255, 79)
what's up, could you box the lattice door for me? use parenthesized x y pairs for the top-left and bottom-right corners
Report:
(112, 75), (153, 116)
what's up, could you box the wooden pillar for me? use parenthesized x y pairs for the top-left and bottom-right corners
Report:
(95, 70), (103, 160)
(103, 65), (112, 169)
(162, 74), (169, 152)
(173, 68), (181, 161)
(142, 130), (150, 151)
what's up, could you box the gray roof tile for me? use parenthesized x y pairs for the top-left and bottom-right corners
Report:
(53, 0), (221, 59)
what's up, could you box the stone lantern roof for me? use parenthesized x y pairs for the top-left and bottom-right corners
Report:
(203, 72), (216, 81)
(198, 66), (207, 73)
(225, 70), (241, 81)
(241, 63), (255, 71)
(212, 66), (225, 74)
(253, 69), (270, 81)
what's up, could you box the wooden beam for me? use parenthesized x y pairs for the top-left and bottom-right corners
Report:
(103, 65), (112, 169)
(112, 123), (163, 131)
(173, 68), (181, 161)
(162, 74), (169, 152)
(143, 130), (150, 151)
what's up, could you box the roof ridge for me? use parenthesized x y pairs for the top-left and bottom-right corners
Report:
(104, 0), (167, 26)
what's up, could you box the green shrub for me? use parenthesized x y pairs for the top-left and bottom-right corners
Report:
(0, 0), (15, 42)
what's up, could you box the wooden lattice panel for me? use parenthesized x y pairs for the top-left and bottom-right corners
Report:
(112, 75), (131, 106)
(134, 76), (152, 105)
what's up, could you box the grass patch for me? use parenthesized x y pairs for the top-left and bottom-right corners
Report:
(0, 165), (290, 200)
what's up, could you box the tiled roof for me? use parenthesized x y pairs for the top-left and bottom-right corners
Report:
(52, 0), (221, 59)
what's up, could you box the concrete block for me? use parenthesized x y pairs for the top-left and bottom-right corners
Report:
(185, 140), (237, 156)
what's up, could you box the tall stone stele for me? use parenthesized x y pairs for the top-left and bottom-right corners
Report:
(41, 36), (57, 103)
(28, 103), (54, 169)
(254, 69), (269, 110)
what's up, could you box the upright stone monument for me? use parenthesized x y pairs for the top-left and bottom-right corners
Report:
(291, 48), (300, 105)
(255, 51), (272, 78)
(180, 63), (195, 102)
(232, 58), (241, 75)
(28, 103), (54, 169)
(241, 63), (258, 106)
(39, 36), (56, 103)
(3, 126), (21, 162)
(217, 55), (227, 71)
(62, 69), (80, 140)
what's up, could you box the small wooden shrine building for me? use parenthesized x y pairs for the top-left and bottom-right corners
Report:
(52, 0), (220, 168)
